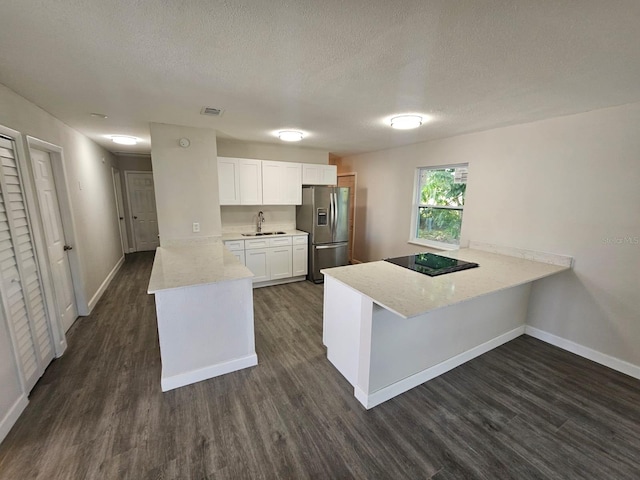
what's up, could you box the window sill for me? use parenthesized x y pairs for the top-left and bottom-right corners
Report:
(408, 239), (460, 251)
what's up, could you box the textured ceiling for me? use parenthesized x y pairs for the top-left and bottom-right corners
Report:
(1, 0), (640, 156)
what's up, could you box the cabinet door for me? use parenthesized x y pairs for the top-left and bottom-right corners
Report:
(239, 159), (262, 205)
(217, 157), (240, 205)
(302, 164), (336, 186)
(321, 165), (338, 185)
(245, 248), (269, 282)
(302, 164), (321, 184)
(231, 250), (245, 265)
(268, 246), (292, 280)
(283, 162), (302, 204)
(292, 244), (308, 276)
(261, 160), (282, 205)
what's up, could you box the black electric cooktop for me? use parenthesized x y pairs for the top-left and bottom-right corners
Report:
(384, 252), (479, 277)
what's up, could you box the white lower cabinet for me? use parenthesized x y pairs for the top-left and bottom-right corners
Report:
(245, 249), (269, 282)
(224, 240), (246, 265)
(231, 250), (245, 265)
(227, 234), (308, 286)
(293, 244), (308, 276)
(268, 247), (292, 279)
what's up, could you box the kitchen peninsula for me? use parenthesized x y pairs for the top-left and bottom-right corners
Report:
(322, 244), (572, 409)
(148, 240), (257, 392)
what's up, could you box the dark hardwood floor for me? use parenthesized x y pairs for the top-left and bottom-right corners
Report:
(1, 252), (639, 479)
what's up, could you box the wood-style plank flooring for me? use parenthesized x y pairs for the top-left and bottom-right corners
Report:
(1, 252), (639, 479)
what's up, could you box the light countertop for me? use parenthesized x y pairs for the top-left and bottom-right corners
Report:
(148, 240), (253, 293)
(221, 230), (309, 241)
(321, 249), (570, 319)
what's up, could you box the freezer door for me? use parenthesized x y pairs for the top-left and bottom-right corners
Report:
(332, 187), (350, 243)
(311, 186), (333, 244)
(309, 242), (349, 283)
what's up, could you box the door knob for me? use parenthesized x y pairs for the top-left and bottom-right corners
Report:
(63, 245), (73, 251)
(119, 216), (124, 220)
(133, 216), (138, 219)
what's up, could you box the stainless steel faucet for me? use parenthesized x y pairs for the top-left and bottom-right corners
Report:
(257, 211), (265, 232)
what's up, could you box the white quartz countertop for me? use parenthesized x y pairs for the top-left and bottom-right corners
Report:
(222, 230), (308, 241)
(148, 240), (253, 293)
(321, 249), (570, 319)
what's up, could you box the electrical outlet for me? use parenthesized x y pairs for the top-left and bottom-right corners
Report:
(192, 222), (200, 233)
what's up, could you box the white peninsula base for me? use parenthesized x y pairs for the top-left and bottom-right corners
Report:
(148, 242), (257, 392)
(324, 276), (530, 409)
(322, 248), (571, 409)
(155, 278), (257, 391)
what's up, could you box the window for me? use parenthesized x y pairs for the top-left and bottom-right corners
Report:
(410, 164), (468, 249)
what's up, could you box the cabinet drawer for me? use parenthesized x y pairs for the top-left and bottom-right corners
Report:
(245, 238), (270, 249)
(269, 236), (292, 247)
(293, 235), (308, 245)
(224, 240), (245, 251)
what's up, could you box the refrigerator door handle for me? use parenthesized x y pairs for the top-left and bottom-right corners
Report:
(315, 243), (348, 250)
(329, 190), (335, 236)
(332, 192), (337, 233)
(334, 193), (340, 234)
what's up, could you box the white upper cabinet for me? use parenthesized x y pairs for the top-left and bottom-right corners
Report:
(238, 159), (262, 205)
(218, 157), (263, 205)
(217, 157), (241, 205)
(262, 161), (302, 205)
(302, 164), (337, 185)
(218, 157), (303, 205)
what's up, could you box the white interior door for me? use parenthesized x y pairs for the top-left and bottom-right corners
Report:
(126, 172), (159, 251)
(30, 148), (78, 332)
(112, 168), (128, 255)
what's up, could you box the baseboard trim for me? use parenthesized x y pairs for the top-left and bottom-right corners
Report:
(161, 353), (258, 392)
(525, 326), (640, 380)
(83, 256), (125, 315)
(253, 276), (306, 289)
(0, 395), (28, 444)
(354, 326), (526, 409)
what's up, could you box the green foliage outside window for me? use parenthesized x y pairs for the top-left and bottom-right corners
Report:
(416, 168), (466, 245)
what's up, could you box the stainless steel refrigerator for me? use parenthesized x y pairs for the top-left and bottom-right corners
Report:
(296, 186), (350, 283)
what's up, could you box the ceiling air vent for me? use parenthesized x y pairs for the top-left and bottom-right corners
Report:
(200, 106), (224, 117)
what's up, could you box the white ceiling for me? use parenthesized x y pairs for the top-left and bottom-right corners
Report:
(1, 1), (640, 156)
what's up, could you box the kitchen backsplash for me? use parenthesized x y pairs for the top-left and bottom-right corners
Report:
(220, 205), (297, 233)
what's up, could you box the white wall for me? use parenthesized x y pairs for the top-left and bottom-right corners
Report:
(150, 123), (221, 244)
(217, 139), (328, 164)
(338, 102), (640, 369)
(0, 83), (122, 310)
(0, 82), (123, 442)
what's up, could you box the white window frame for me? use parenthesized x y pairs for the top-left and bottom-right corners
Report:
(408, 163), (468, 251)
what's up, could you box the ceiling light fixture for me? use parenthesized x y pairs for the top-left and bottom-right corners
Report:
(390, 115), (423, 130)
(90, 112), (108, 119)
(278, 130), (304, 142)
(110, 135), (138, 145)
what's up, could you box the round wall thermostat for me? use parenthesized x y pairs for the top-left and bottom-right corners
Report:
(179, 138), (190, 148)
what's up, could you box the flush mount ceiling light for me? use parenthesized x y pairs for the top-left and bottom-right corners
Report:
(90, 112), (108, 119)
(390, 115), (423, 130)
(110, 135), (138, 145)
(278, 130), (304, 142)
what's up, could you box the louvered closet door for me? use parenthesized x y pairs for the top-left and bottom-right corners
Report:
(0, 135), (54, 392)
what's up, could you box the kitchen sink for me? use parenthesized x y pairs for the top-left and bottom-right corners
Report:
(241, 231), (287, 236)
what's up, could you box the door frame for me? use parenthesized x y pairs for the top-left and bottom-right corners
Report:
(111, 167), (128, 255)
(124, 170), (156, 252)
(25, 136), (87, 326)
(337, 172), (358, 263)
